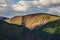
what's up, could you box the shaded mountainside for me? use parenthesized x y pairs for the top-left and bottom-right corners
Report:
(0, 20), (40, 40)
(33, 19), (60, 40)
(5, 13), (60, 29)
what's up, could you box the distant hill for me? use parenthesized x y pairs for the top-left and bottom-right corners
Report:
(5, 13), (60, 30)
(0, 16), (8, 20)
(33, 19), (60, 40)
(0, 20), (40, 40)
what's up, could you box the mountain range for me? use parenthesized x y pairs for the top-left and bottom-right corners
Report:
(0, 13), (60, 40)
(4, 13), (60, 29)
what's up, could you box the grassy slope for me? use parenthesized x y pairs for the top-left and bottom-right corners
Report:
(43, 20), (60, 34)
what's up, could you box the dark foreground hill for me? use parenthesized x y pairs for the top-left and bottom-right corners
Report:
(0, 20), (40, 40)
(33, 19), (60, 40)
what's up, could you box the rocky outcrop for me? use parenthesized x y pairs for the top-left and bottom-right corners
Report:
(23, 13), (60, 29)
(5, 16), (22, 25)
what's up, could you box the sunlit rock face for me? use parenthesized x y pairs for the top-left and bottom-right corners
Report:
(5, 16), (22, 25)
(5, 13), (60, 30)
(24, 13), (60, 29)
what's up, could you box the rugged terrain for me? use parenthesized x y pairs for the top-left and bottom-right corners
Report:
(5, 13), (60, 29)
(0, 13), (60, 40)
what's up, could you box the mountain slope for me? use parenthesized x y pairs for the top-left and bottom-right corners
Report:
(23, 13), (60, 29)
(0, 13), (60, 40)
(0, 20), (40, 40)
(5, 13), (60, 29)
(33, 19), (60, 40)
(5, 16), (22, 25)
(43, 20), (60, 34)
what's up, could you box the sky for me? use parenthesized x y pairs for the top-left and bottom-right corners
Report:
(0, 0), (60, 18)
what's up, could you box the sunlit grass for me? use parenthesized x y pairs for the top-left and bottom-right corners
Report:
(43, 19), (60, 34)
(43, 28), (56, 33)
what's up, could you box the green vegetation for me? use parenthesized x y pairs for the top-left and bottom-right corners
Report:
(33, 19), (60, 40)
(43, 20), (60, 34)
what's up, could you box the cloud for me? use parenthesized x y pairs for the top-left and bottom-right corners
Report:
(47, 6), (60, 16)
(0, 0), (13, 15)
(0, 0), (6, 3)
(12, 1), (30, 11)
(32, 0), (60, 8)
(11, 0), (60, 17)
(0, 0), (60, 17)
(12, 0), (60, 11)
(0, 0), (7, 11)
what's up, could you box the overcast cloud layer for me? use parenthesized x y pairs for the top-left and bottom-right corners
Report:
(0, 0), (60, 17)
